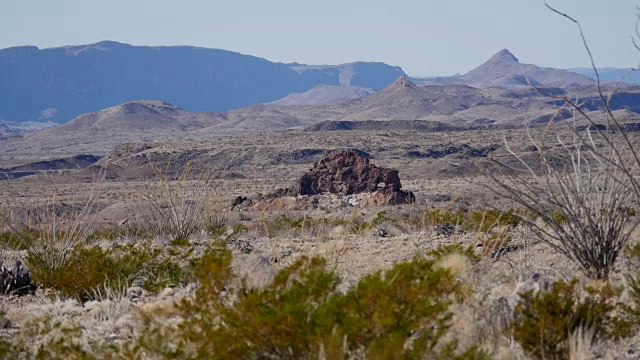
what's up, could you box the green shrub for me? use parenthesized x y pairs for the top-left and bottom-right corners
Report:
(321, 255), (470, 358)
(170, 237), (190, 247)
(621, 243), (640, 330)
(513, 279), (624, 360)
(86, 227), (153, 242)
(0, 229), (37, 250)
(425, 208), (467, 228)
(465, 209), (522, 233)
(28, 246), (118, 302)
(427, 243), (482, 263)
(398, 207), (525, 235)
(133, 245), (487, 359)
(29, 243), (194, 301)
(143, 256), (195, 294)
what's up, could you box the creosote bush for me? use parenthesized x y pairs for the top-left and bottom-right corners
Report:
(132, 244), (488, 359)
(513, 279), (626, 360)
(427, 243), (482, 264)
(29, 243), (194, 301)
(622, 242), (640, 329)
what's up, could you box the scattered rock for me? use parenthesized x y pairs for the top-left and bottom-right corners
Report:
(435, 222), (456, 236)
(231, 196), (249, 207)
(0, 317), (11, 329)
(126, 286), (144, 300)
(159, 287), (175, 298)
(491, 242), (525, 259)
(0, 260), (36, 296)
(377, 227), (390, 237)
(229, 239), (254, 254)
(427, 194), (453, 203)
(406, 144), (498, 159)
(260, 249), (292, 264)
(488, 296), (514, 334)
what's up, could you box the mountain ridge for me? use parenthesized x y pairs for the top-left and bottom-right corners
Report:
(6, 75), (640, 161)
(0, 41), (407, 124)
(414, 49), (595, 88)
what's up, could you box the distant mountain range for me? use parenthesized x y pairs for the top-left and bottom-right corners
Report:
(0, 119), (56, 138)
(4, 75), (640, 164)
(1, 42), (638, 127)
(568, 67), (640, 85)
(0, 41), (405, 123)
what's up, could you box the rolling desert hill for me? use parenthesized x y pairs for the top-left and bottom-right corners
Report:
(569, 67), (640, 85)
(3, 76), (640, 167)
(0, 101), (225, 162)
(0, 41), (406, 123)
(269, 85), (375, 106)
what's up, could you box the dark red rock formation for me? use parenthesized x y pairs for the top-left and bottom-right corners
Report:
(297, 150), (402, 195)
(232, 149), (415, 209)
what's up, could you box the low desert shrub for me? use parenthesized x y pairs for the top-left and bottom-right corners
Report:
(29, 243), (194, 301)
(169, 237), (190, 247)
(133, 245), (487, 359)
(142, 251), (195, 294)
(86, 227), (153, 243)
(205, 212), (228, 238)
(621, 242), (640, 330)
(0, 229), (37, 250)
(465, 209), (522, 233)
(398, 207), (524, 236)
(513, 279), (625, 360)
(427, 243), (482, 264)
(29, 245), (135, 302)
(321, 256), (474, 358)
(258, 212), (388, 238)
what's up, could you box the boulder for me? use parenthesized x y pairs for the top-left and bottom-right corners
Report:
(367, 185), (416, 206)
(231, 149), (415, 209)
(297, 150), (402, 195)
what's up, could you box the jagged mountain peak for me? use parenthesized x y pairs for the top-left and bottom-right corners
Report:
(390, 76), (418, 89)
(488, 49), (519, 64)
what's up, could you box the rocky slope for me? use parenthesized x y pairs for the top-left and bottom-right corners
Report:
(269, 85), (374, 106)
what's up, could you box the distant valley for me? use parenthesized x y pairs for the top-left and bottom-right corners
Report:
(2, 46), (640, 167)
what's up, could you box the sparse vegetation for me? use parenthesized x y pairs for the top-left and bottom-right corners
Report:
(130, 245), (487, 359)
(1, 4), (640, 359)
(513, 279), (625, 360)
(137, 160), (210, 243)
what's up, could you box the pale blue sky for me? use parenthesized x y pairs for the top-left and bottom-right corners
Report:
(1, 0), (638, 76)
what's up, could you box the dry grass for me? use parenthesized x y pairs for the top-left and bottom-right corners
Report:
(1, 128), (640, 358)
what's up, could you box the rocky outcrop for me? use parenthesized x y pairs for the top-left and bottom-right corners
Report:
(368, 185), (415, 206)
(232, 150), (415, 210)
(297, 150), (401, 196)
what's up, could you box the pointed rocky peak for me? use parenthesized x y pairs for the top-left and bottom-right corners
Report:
(488, 49), (519, 64)
(389, 76), (419, 89)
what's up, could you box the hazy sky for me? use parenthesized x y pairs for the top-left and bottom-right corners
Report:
(1, 0), (638, 76)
